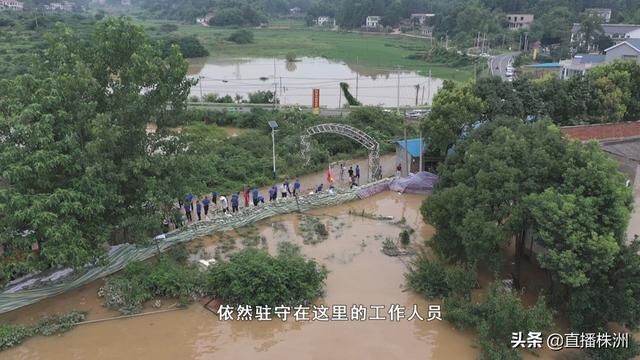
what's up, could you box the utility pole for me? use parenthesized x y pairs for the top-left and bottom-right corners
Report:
(519, 34), (523, 51)
(273, 58), (277, 109)
(414, 84), (420, 106)
(419, 130), (423, 173)
(427, 69), (432, 105)
(395, 65), (401, 113)
(338, 84), (342, 109)
(356, 56), (360, 101)
(445, 33), (449, 49)
(198, 75), (204, 99)
(421, 84), (425, 104)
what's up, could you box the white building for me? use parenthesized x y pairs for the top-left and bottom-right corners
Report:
(365, 16), (381, 28)
(121, 0), (131, 6)
(506, 14), (534, 30)
(0, 0), (24, 10)
(586, 8), (612, 23)
(626, 29), (640, 39)
(410, 13), (434, 26)
(420, 26), (434, 38)
(316, 16), (335, 27)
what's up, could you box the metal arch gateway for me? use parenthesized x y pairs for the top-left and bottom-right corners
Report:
(301, 123), (382, 181)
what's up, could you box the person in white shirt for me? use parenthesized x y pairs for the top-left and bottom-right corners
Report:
(220, 195), (228, 214)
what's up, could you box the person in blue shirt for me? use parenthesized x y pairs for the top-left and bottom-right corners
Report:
(203, 196), (210, 217)
(231, 193), (239, 213)
(252, 187), (259, 206)
(211, 191), (218, 205)
(293, 179), (301, 196)
(316, 183), (323, 193)
(195, 199), (202, 221)
(284, 180), (291, 195)
(355, 164), (360, 183)
(257, 195), (265, 204)
(268, 186), (275, 202)
(183, 203), (192, 222)
(186, 192), (194, 211)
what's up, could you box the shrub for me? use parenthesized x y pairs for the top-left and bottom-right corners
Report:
(444, 284), (553, 360)
(99, 255), (206, 314)
(399, 228), (412, 246)
(227, 29), (254, 44)
(206, 248), (328, 306)
(162, 35), (209, 58)
(405, 253), (475, 299)
(0, 324), (32, 351)
(0, 311), (85, 351)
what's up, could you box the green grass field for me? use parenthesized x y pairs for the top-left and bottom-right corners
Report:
(137, 20), (474, 81)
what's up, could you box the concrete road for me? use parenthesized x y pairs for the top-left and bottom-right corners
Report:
(489, 52), (519, 80)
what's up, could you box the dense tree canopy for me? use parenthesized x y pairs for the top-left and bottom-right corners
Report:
(0, 18), (199, 282)
(421, 117), (638, 335)
(423, 61), (640, 154)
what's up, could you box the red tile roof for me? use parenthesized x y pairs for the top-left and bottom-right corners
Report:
(561, 121), (640, 141)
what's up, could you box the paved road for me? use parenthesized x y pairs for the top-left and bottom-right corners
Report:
(187, 103), (429, 117)
(489, 52), (519, 80)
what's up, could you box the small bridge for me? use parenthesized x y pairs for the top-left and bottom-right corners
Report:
(301, 123), (382, 181)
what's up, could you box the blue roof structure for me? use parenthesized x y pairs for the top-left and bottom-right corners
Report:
(395, 138), (426, 157)
(525, 62), (561, 68)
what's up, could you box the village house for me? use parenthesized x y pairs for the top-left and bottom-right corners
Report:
(289, 7), (300, 15)
(627, 28), (640, 39)
(0, 0), (23, 10)
(506, 14), (534, 30)
(604, 38), (640, 63)
(121, 0), (131, 6)
(365, 15), (382, 29)
(316, 16), (335, 27)
(571, 23), (640, 45)
(420, 26), (433, 38)
(585, 8), (612, 23)
(45, 1), (74, 11)
(410, 13), (434, 26)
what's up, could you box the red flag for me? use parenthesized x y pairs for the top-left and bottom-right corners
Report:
(327, 165), (334, 184)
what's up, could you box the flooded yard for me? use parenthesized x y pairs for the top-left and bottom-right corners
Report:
(188, 57), (442, 108)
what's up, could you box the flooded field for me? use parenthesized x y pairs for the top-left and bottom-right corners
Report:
(188, 57), (442, 108)
(0, 186), (572, 360)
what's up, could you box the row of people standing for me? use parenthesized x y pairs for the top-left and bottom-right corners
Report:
(180, 179), (302, 224)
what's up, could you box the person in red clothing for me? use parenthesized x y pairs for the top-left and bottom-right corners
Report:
(243, 185), (250, 207)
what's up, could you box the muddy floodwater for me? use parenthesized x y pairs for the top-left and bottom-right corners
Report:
(188, 57), (442, 108)
(1, 189), (570, 360)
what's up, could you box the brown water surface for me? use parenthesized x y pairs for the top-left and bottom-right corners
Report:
(2, 191), (570, 360)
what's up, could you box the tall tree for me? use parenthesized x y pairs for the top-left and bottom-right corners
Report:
(0, 17), (197, 282)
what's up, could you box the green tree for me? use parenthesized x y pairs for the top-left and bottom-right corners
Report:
(0, 17), (197, 282)
(206, 248), (328, 306)
(422, 80), (483, 154)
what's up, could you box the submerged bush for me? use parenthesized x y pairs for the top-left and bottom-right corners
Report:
(99, 254), (206, 315)
(206, 248), (328, 306)
(444, 284), (553, 360)
(0, 324), (32, 351)
(405, 253), (475, 299)
(0, 311), (86, 352)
